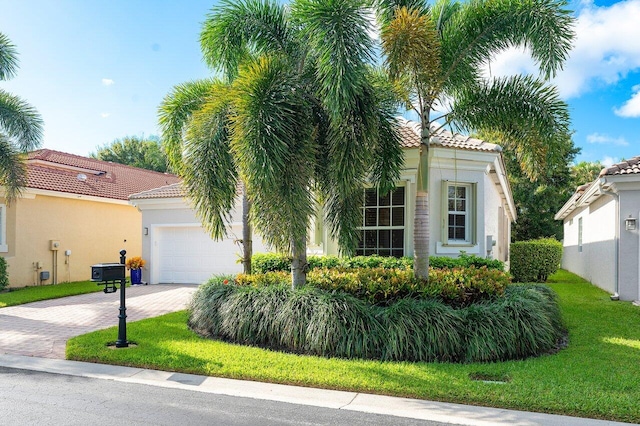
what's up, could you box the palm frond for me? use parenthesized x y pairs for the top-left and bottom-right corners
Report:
(158, 79), (219, 172)
(292, 0), (374, 119)
(0, 33), (18, 81)
(183, 99), (239, 241)
(451, 75), (570, 180)
(201, 0), (294, 80)
(0, 89), (43, 151)
(0, 133), (27, 203)
(439, 0), (574, 88)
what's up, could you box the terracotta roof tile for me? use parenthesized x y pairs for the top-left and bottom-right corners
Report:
(26, 149), (181, 201)
(600, 156), (640, 176)
(397, 119), (502, 152)
(129, 183), (184, 200)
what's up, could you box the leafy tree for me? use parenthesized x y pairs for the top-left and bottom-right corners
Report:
(504, 136), (579, 241)
(0, 32), (43, 201)
(91, 135), (168, 172)
(571, 161), (603, 187)
(378, 0), (574, 279)
(160, 0), (404, 287)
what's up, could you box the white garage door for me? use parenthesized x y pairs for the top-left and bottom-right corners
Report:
(154, 226), (243, 284)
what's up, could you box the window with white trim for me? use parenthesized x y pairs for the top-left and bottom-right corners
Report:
(443, 182), (475, 245)
(0, 204), (7, 252)
(356, 187), (405, 257)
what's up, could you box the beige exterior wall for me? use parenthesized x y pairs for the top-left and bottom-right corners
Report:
(2, 192), (142, 287)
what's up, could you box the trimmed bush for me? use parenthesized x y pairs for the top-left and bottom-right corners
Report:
(0, 257), (8, 291)
(511, 238), (563, 282)
(189, 279), (565, 363)
(235, 267), (510, 306)
(252, 252), (503, 273)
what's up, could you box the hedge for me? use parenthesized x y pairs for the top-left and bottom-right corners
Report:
(511, 238), (563, 283)
(189, 278), (564, 363)
(252, 253), (504, 273)
(235, 266), (510, 306)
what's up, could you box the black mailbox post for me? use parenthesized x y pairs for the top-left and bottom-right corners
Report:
(91, 250), (129, 348)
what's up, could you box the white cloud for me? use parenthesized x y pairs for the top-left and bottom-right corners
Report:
(614, 85), (640, 117)
(485, 0), (640, 99)
(100, 113), (110, 118)
(586, 132), (629, 146)
(101, 78), (114, 86)
(601, 155), (619, 168)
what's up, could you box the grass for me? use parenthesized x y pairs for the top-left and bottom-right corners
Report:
(0, 281), (106, 307)
(66, 270), (640, 423)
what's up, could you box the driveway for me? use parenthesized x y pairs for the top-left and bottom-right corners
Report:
(0, 284), (197, 359)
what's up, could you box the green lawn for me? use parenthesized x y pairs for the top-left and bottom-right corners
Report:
(66, 270), (640, 423)
(0, 281), (106, 307)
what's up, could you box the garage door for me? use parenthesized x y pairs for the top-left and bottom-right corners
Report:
(154, 226), (243, 284)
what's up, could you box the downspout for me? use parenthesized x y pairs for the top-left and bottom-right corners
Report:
(600, 178), (620, 301)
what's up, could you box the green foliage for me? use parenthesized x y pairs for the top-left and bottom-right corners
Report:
(571, 161), (603, 187)
(252, 253), (503, 273)
(0, 280), (104, 307)
(189, 277), (562, 362)
(91, 135), (168, 172)
(511, 238), (563, 283)
(0, 32), (43, 202)
(236, 266), (509, 307)
(0, 256), (8, 291)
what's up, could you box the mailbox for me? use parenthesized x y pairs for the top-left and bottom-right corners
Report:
(91, 263), (125, 282)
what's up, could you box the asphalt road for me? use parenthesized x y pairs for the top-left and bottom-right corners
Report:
(0, 367), (446, 425)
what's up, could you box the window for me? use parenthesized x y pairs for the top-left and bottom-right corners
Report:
(356, 187), (405, 257)
(442, 182), (476, 245)
(578, 217), (583, 253)
(0, 204), (6, 252)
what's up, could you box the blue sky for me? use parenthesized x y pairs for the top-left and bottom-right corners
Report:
(1, 0), (639, 167)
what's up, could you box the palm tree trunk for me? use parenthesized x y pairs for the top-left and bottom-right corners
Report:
(413, 187), (430, 279)
(414, 110), (431, 280)
(241, 185), (252, 275)
(291, 237), (307, 289)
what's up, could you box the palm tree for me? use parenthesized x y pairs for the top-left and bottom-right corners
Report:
(378, 0), (575, 279)
(160, 0), (404, 287)
(0, 32), (43, 202)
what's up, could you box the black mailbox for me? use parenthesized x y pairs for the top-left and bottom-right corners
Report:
(91, 263), (125, 282)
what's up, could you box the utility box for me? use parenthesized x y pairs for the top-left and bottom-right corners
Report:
(91, 263), (125, 282)
(40, 271), (50, 281)
(50, 240), (60, 251)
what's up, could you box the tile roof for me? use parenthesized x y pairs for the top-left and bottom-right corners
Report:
(397, 119), (502, 152)
(600, 156), (640, 176)
(129, 183), (184, 200)
(26, 149), (181, 201)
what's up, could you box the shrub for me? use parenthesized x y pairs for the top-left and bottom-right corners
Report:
(252, 252), (503, 273)
(189, 281), (565, 363)
(511, 238), (563, 282)
(0, 256), (7, 291)
(233, 267), (510, 306)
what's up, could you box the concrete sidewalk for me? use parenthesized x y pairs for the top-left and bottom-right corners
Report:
(0, 284), (197, 358)
(0, 354), (630, 426)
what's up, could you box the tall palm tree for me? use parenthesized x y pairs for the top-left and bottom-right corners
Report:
(160, 0), (404, 287)
(0, 32), (43, 202)
(378, 0), (575, 279)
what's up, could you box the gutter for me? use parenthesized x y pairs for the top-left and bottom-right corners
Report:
(600, 178), (620, 301)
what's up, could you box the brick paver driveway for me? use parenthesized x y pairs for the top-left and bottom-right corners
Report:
(0, 284), (197, 359)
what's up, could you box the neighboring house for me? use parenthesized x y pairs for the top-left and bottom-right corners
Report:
(0, 149), (180, 288)
(555, 157), (640, 303)
(130, 119), (516, 284)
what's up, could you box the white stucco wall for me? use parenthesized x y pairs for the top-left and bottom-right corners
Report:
(562, 195), (616, 294)
(618, 190), (640, 301)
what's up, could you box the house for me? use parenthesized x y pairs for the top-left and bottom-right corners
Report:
(130, 120), (516, 285)
(555, 157), (640, 303)
(0, 149), (180, 288)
